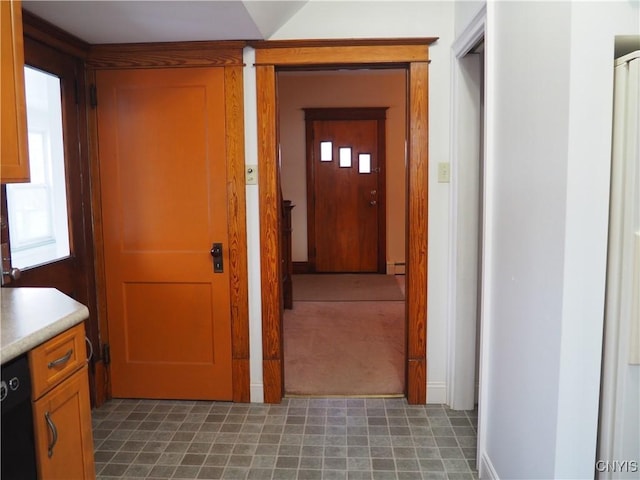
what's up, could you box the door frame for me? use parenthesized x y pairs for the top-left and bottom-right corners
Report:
(252, 38), (436, 404)
(86, 41), (251, 402)
(305, 107), (388, 273)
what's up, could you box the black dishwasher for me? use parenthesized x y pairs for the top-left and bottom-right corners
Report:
(1, 354), (38, 480)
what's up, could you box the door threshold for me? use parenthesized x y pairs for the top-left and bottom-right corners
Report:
(284, 393), (405, 399)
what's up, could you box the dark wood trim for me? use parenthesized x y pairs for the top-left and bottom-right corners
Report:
(304, 117), (316, 270)
(224, 65), (250, 402)
(304, 107), (388, 274)
(249, 38), (438, 49)
(376, 116), (387, 274)
(292, 262), (311, 274)
(22, 10), (90, 59)
(86, 68), (112, 404)
(10, 36), (102, 405)
(304, 107), (388, 121)
(87, 41), (245, 69)
(256, 64), (285, 404)
(256, 41), (431, 404)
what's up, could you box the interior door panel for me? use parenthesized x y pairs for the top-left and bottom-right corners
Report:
(96, 67), (233, 400)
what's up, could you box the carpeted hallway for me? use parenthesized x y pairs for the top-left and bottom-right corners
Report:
(284, 274), (406, 396)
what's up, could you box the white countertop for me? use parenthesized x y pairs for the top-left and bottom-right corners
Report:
(1, 288), (89, 364)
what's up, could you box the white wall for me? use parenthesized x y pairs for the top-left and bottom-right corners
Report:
(243, 1), (455, 403)
(480, 1), (640, 478)
(454, 0), (485, 37)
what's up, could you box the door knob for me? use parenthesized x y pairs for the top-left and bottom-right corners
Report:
(370, 200), (377, 206)
(210, 243), (223, 273)
(2, 267), (21, 280)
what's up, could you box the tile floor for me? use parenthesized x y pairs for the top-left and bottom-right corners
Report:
(92, 397), (478, 480)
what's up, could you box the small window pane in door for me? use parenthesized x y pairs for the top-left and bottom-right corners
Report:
(339, 147), (352, 168)
(359, 154), (371, 174)
(6, 67), (70, 269)
(320, 141), (332, 161)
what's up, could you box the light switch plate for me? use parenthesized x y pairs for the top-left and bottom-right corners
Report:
(246, 165), (258, 185)
(437, 162), (450, 183)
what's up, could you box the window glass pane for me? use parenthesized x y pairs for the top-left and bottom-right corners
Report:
(6, 67), (70, 269)
(359, 154), (371, 174)
(320, 141), (332, 162)
(339, 147), (352, 168)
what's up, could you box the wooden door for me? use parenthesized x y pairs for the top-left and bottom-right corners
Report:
(96, 67), (233, 400)
(2, 37), (98, 402)
(306, 108), (386, 273)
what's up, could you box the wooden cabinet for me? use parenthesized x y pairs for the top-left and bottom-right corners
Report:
(29, 324), (95, 479)
(1, 0), (30, 183)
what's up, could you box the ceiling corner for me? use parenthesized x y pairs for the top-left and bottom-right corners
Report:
(241, 1), (309, 39)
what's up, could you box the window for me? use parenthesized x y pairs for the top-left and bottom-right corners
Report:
(339, 147), (352, 168)
(320, 141), (332, 161)
(359, 153), (371, 173)
(5, 67), (70, 269)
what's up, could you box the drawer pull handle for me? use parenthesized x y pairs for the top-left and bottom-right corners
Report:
(45, 411), (58, 458)
(47, 349), (73, 369)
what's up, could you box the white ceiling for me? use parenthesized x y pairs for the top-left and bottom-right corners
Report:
(22, 1), (309, 44)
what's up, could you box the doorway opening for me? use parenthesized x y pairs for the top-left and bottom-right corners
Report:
(277, 71), (406, 396)
(252, 38), (436, 404)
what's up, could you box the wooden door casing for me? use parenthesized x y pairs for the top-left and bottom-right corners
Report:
(305, 108), (387, 273)
(87, 43), (249, 403)
(254, 39), (433, 404)
(96, 67), (233, 400)
(4, 34), (100, 405)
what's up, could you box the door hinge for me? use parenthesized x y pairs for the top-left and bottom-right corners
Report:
(102, 343), (111, 366)
(89, 84), (98, 108)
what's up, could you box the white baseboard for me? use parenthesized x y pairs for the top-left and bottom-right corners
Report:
(427, 381), (447, 404)
(480, 451), (499, 480)
(250, 384), (264, 403)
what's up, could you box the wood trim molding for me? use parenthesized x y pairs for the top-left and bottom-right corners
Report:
(86, 55), (250, 403)
(255, 45), (431, 67)
(87, 41), (245, 69)
(292, 262), (310, 274)
(406, 62), (429, 404)
(22, 10), (90, 59)
(256, 64), (285, 403)
(256, 41), (431, 404)
(86, 67), (112, 404)
(224, 65), (250, 403)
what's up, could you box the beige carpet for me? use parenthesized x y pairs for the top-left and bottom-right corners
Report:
(284, 301), (405, 396)
(292, 274), (404, 301)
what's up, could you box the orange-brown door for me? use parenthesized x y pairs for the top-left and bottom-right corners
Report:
(306, 109), (386, 273)
(96, 67), (232, 400)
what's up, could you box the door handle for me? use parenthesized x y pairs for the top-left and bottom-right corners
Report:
(45, 411), (58, 458)
(210, 243), (223, 273)
(47, 349), (73, 369)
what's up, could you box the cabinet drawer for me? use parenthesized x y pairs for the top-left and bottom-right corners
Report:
(29, 323), (86, 400)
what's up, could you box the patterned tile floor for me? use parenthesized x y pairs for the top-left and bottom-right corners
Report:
(92, 397), (478, 480)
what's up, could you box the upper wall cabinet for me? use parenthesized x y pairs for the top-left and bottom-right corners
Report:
(1, 0), (30, 183)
